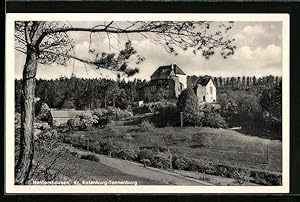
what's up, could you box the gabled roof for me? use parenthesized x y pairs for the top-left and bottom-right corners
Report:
(151, 64), (186, 79)
(196, 75), (214, 87)
(138, 78), (174, 89)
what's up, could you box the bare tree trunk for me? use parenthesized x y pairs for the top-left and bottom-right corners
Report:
(15, 46), (38, 185)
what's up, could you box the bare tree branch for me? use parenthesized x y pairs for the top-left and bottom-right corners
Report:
(15, 47), (27, 54)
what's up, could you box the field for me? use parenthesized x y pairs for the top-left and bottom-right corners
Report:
(55, 112), (282, 186)
(30, 145), (165, 185)
(63, 124), (281, 173)
(24, 106), (282, 185)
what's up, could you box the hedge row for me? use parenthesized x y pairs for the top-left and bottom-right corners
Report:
(62, 134), (281, 185)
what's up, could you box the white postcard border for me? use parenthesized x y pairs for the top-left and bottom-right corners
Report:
(5, 13), (290, 194)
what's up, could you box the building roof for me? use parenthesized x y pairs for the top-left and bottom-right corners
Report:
(138, 78), (173, 89)
(151, 64), (186, 79)
(196, 75), (214, 87)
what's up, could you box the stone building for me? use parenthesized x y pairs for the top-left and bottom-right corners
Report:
(192, 76), (217, 104)
(139, 64), (186, 102)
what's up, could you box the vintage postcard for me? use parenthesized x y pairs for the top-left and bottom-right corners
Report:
(5, 13), (290, 193)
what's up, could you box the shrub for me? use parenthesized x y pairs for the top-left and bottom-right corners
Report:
(93, 108), (109, 126)
(141, 159), (152, 167)
(78, 114), (99, 130)
(106, 107), (133, 120)
(123, 133), (134, 141)
(153, 152), (171, 169)
(199, 103), (216, 113)
(61, 100), (76, 109)
(231, 168), (251, 185)
(177, 88), (199, 126)
(139, 120), (155, 132)
(101, 124), (118, 137)
(132, 101), (174, 115)
(132, 105), (151, 114)
(138, 149), (156, 161)
(151, 102), (179, 127)
(174, 158), (189, 171)
(191, 133), (213, 148)
(80, 153), (99, 162)
(110, 143), (140, 161)
(201, 113), (228, 128)
(191, 109), (205, 126)
(93, 107), (133, 125)
(250, 170), (282, 185)
(67, 113), (98, 131)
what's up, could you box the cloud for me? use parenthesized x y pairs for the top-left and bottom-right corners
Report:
(233, 44), (281, 62)
(233, 23), (282, 48)
(131, 38), (282, 79)
(15, 21), (283, 80)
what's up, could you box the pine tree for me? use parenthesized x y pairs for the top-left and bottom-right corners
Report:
(242, 76), (246, 89)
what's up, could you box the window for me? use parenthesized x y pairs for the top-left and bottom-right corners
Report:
(210, 86), (213, 94)
(150, 86), (156, 92)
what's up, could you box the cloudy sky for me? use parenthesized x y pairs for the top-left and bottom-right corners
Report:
(15, 21), (282, 80)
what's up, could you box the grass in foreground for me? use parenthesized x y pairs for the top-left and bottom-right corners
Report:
(63, 124), (282, 173)
(29, 144), (165, 185)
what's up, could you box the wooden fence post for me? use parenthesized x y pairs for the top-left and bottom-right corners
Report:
(180, 112), (183, 128)
(87, 139), (89, 151)
(169, 153), (172, 171)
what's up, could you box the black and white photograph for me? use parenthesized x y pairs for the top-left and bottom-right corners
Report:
(5, 13), (290, 193)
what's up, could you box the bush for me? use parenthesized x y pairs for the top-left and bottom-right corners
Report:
(191, 133), (213, 148)
(139, 120), (155, 132)
(231, 168), (251, 184)
(191, 109), (205, 126)
(61, 130), (282, 185)
(151, 102), (180, 127)
(67, 113), (98, 131)
(101, 124), (118, 137)
(138, 149), (156, 161)
(154, 152), (171, 169)
(174, 158), (189, 170)
(61, 100), (76, 109)
(123, 133), (134, 141)
(250, 170), (282, 185)
(177, 88), (200, 126)
(110, 143), (140, 161)
(80, 153), (99, 162)
(201, 113), (228, 128)
(132, 101), (175, 115)
(107, 107), (133, 120)
(93, 107), (133, 126)
(92, 108), (109, 126)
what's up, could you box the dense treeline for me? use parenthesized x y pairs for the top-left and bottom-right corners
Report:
(188, 75), (282, 91)
(188, 75), (282, 140)
(15, 75), (281, 111)
(15, 74), (147, 112)
(15, 75), (282, 139)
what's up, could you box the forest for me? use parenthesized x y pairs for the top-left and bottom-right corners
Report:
(15, 74), (282, 139)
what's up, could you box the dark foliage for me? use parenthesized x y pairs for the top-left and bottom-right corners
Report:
(176, 88), (199, 126)
(15, 77), (147, 111)
(218, 85), (282, 140)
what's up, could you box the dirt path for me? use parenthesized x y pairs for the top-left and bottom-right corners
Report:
(65, 145), (212, 186)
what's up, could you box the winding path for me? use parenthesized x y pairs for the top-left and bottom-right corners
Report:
(65, 145), (213, 186)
